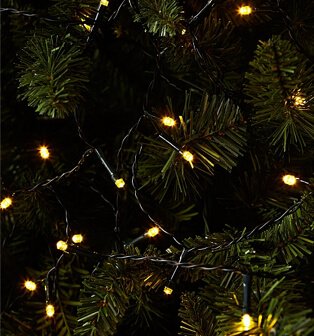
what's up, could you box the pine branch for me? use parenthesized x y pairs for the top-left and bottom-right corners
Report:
(18, 35), (90, 118)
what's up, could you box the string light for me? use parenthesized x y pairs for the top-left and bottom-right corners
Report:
(282, 174), (297, 186)
(145, 227), (160, 238)
(100, 0), (109, 6)
(181, 29), (186, 35)
(238, 5), (253, 15)
(24, 280), (37, 291)
(294, 95), (306, 106)
(162, 116), (176, 127)
(115, 178), (125, 189)
(241, 313), (253, 331)
(163, 286), (173, 295)
(72, 234), (84, 244)
(46, 304), (55, 317)
(38, 146), (50, 159)
(1, 197), (12, 210)
(56, 240), (68, 251)
(181, 150), (194, 165)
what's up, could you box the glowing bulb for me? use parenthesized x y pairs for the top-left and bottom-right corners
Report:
(1, 197), (12, 210)
(182, 151), (193, 162)
(162, 116), (176, 127)
(39, 146), (50, 159)
(294, 95), (306, 106)
(56, 240), (68, 251)
(241, 314), (253, 331)
(115, 178), (125, 189)
(81, 17), (91, 31)
(282, 174), (297, 186)
(46, 304), (55, 317)
(163, 286), (173, 295)
(146, 227), (160, 238)
(72, 234), (84, 244)
(181, 29), (186, 35)
(100, 0), (109, 6)
(24, 280), (37, 291)
(238, 5), (253, 15)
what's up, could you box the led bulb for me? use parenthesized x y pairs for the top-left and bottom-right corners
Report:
(238, 5), (253, 15)
(56, 240), (68, 251)
(72, 234), (84, 244)
(182, 151), (193, 162)
(100, 0), (109, 6)
(282, 174), (297, 186)
(162, 116), (176, 127)
(181, 29), (186, 35)
(241, 314), (253, 331)
(1, 197), (12, 210)
(115, 178), (125, 189)
(163, 286), (173, 295)
(24, 280), (37, 291)
(294, 95), (306, 106)
(46, 304), (55, 317)
(146, 227), (159, 238)
(39, 146), (50, 159)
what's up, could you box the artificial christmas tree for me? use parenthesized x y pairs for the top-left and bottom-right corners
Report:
(1, 0), (314, 335)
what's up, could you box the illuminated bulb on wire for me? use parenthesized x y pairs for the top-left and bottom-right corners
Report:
(100, 0), (109, 6)
(46, 304), (55, 317)
(56, 240), (68, 251)
(163, 286), (173, 295)
(241, 314), (253, 331)
(146, 227), (160, 238)
(24, 280), (37, 291)
(39, 146), (50, 159)
(72, 234), (84, 244)
(238, 5), (253, 15)
(115, 178), (125, 189)
(182, 151), (193, 163)
(162, 116), (176, 127)
(282, 174), (297, 186)
(1, 197), (12, 210)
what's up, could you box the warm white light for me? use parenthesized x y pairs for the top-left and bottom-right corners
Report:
(241, 314), (253, 331)
(115, 178), (125, 189)
(146, 227), (160, 238)
(72, 234), (84, 244)
(238, 5), (253, 15)
(39, 146), (50, 159)
(1, 197), (12, 210)
(282, 174), (297, 186)
(294, 95), (306, 106)
(163, 286), (173, 295)
(182, 151), (193, 162)
(56, 240), (68, 251)
(162, 116), (176, 127)
(181, 29), (186, 35)
(24, 280), (37, 291)
(100, 0), (109, 6)
(46, 304), (55, 317)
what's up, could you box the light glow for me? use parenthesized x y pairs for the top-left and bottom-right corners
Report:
(46, 304), (55, 317)
(24, 280), (37, 291)
(72, 234), (84, 244)
(115, 178), (125, 189)
(146, 227), (160, 238)
(39, 146), (50, 159)
(182, 151), (193, 162)
(1, 197), (12, 210)
(162, 116), (176, 127)
(282, 174), (297, 186)
(238, 5), (253, 15)
(241, 314), (253, 331)
(56, 240), (68, 251)
(100, 0), (109, 6)
(163, 286), (173, 295)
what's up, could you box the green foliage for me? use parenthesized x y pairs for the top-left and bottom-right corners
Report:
(134, 0), (184, 37)
(245, 35), (314, 154)
(18, 36), (90, 118)
(138, 92), (246, 202)
(179, 292), (216, 336)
